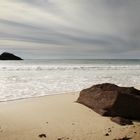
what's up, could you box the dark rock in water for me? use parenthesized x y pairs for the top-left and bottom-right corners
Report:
(0, 52), (23, 60)
(77, 83), (140, 125)
(111, 117), (133, 125)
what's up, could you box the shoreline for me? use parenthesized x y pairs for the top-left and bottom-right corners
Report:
(1, 85), (140, 103)
(0, 92), (139, 140)
(0, 92), (78, 103)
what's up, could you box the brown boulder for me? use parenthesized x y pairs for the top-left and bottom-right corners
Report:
(77, 83), (140, 124)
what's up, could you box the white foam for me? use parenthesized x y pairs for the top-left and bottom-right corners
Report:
(0, 60), (140, 101)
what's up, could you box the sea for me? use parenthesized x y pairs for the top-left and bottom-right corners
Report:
(0, 59), (140, 101)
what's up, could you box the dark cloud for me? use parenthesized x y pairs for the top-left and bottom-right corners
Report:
(0, 0), (140, 59)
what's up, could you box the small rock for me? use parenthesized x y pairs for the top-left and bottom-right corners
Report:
(38, 134), (46, 138)
(108, 128), (112, 133)
(105, 133), (109, 136)
(114, 136), (132, 140)
(133, 125), (135, 128)
(57, 137), (69, 140)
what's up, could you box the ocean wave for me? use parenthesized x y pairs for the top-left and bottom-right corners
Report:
(0, 65), (140, 71)
(0, 60), (140, 101)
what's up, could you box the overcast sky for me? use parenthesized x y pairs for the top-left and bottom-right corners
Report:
(0, 0), (140, 59)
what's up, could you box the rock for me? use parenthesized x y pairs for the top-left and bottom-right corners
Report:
(57, 137), (69, 140)
(77, 83), (140, 124)
(108, 128), (112, 133)
(105, 133), (109, 136)
(114, 136), (132, 140)
(111, 117), (133, 125)
(0, 52), (23, 60)
(38, 134), (46, 138)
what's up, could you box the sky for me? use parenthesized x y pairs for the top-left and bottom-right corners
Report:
(0, 0), (140, 59)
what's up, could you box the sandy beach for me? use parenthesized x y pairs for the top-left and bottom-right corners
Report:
(0, 0), (140, 139)
(0, 92), (139, 140)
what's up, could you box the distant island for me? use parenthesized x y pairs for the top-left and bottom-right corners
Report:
(0, 52), (23, 60)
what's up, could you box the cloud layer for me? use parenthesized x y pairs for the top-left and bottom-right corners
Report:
(0, 0), (139, 59)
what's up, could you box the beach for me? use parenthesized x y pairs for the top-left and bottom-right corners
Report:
(1, 0), (140, 139)
(0, 92), (139, 140)
(0, 60), (140, 140)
